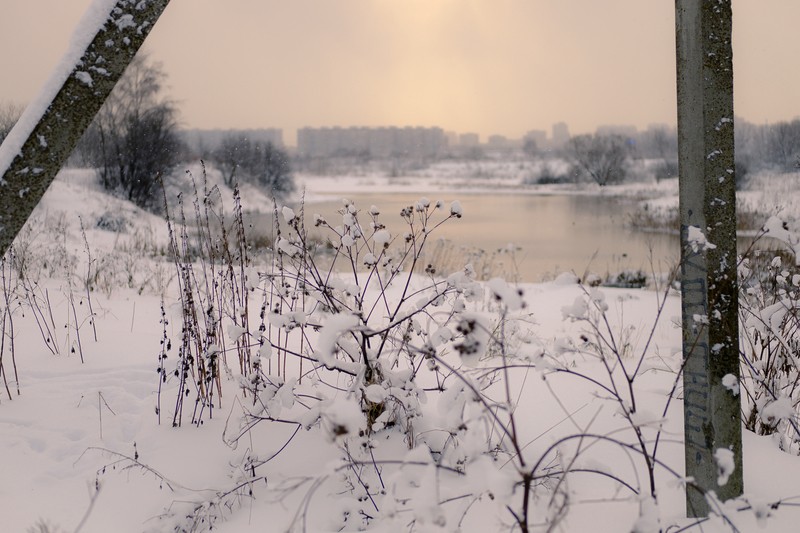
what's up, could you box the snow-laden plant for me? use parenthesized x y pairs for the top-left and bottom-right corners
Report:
(738, 217), (800, 453)
(198, 196), (589, 532)
(236, 196), (471, 439)
(554, 273), (687, 527)
(550, 272), (796, 530)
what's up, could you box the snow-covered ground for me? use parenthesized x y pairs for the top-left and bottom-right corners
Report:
(2, 166), (800, 532)
(296, 162), (677, 203)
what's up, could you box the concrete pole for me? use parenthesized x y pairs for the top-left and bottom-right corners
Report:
(0, 0), (171, 256)
(676, 0), (742, 517)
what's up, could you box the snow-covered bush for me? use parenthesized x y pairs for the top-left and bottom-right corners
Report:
(238, 196), (479, 440)
(210, 135), (295, 199)
(739, 221), (800, 452)
(156, 188), (589, 531)
(79, 53), (183, 212)
(557, 277), (683, 517)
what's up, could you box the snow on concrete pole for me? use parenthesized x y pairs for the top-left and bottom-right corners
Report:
(676, 0), (742, 516)
(0, 0), (171, 256)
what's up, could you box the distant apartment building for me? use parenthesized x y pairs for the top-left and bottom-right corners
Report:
(486, 135), (521, 150)
(458, 133), (480, 147)
(595, 124), (638, 138)
(248, 128), (284, 147)
(487, 134), (509, 148)
(646, 123), (672, 133)
(181, 128), (284, 155)
(297, 126), (445, 158)
(551, 122), (570, 148)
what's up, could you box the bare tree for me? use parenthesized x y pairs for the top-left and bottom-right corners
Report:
(212, 134), (247, 188)
(640, 126), (678, 181)
(522, 137), (538, 158)
(79, 53), (182, 211)
(568, 134), (631, 186)
(211, 134), (294, 198)
(766, 119), (800, 171)
(0, 102), (23, 146)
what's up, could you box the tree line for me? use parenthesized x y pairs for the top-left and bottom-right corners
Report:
(537, 117), (800, 188)
(2, 53), (294, 214)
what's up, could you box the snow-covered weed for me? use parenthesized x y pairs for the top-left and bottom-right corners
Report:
(557, 274), (683, 519)
(0, 256), (19, 400)
(738, 224), (800, 453)
(238, 195), (474, 440)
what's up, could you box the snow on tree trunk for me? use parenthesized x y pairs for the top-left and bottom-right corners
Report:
(0, 0), (171, 256)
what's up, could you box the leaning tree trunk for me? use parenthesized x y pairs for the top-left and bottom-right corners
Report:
(0, 0), (171, 256)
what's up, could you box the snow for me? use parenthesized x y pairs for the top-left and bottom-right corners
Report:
(363, 252), (377, 266)
(687, 225), (717, 252)
(722, 373), (740, 396)
(3, 167), (800, 532)
(281, 205), (295, 223)
(761, 397), (795, 426)
(631, 496), (661, 533)
(314, 313), (361, 369)
(75, 70), (95, 87)
(276, 236), (299, 257)
(364, 384), (388, 403)
(372, 228), (391, 246)
(226, 324), (247, 343)
(715, 447), (736, 486)
(553, 271), (580, 285)
(486, 277), (524, 311)
(763, 215), (800, 264)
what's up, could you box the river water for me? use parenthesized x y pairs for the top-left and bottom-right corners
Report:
(246, 192), (680, 282)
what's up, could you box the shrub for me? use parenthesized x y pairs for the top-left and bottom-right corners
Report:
(0, 101), (23, 146)
(735, 158), (750, 190)
(738, 237), (800, 453)
(211, 135), (295, 199)
(568, 133), (632, 186)
(653, 160), (678, 182)
(79, 53), (182, 212)
(604, 269), (648, 288)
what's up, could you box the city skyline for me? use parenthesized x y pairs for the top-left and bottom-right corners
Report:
(3, 1), (800, 141)
(187, 121), (681, 156)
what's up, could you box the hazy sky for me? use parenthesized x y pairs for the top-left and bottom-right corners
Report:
(2, 1), (800, 144)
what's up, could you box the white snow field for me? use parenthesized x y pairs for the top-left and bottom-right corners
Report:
(1, 166), (800, 533)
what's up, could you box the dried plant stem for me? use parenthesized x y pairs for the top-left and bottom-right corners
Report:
(0, 258), (18, 398)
